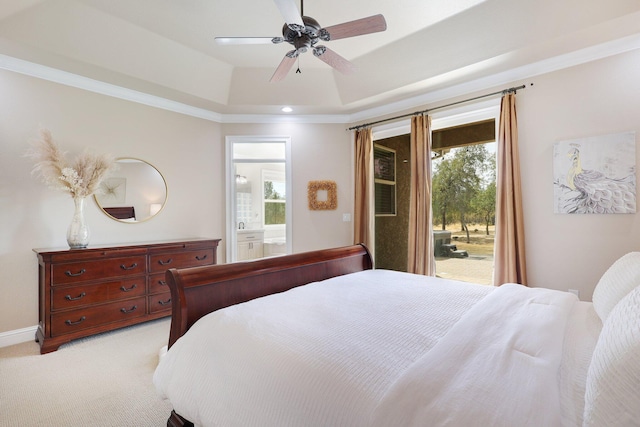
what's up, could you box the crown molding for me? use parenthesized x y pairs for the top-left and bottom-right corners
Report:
(349, 33), (640, 125)
(1, 33), (638, 125)
(0, 53), (222, 122)
(219, 114), (350, 124)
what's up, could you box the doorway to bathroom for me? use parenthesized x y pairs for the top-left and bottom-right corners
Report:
(226, 136), (292, 262)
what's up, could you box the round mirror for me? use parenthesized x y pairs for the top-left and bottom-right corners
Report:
(94, 158), (167, 223)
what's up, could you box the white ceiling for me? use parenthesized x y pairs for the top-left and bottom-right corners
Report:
(1, 0), (639, 119)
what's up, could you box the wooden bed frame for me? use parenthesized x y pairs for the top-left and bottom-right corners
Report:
(103, 206), (136, 220)
(163, 244), (373, 427)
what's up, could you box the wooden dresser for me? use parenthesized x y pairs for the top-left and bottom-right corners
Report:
(34, 238), (221, 354)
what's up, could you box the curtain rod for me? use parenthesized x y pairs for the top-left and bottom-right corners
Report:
(347, 83), (531, 131)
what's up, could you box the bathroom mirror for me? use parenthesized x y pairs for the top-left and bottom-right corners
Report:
(94, 158), (167, 223)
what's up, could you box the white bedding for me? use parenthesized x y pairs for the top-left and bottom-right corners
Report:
(371, 284), (579, 427)
(560, 302), (603, 426)
(153, 269), (598, 427)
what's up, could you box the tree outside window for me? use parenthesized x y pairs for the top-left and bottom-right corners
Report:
(264, 179), (286, 225)
(432, 144), (495, 242)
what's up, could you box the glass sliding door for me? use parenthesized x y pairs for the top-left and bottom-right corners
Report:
(226, 136), (291, 262)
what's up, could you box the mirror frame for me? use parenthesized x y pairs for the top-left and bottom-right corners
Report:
(94, 157), (168, 223)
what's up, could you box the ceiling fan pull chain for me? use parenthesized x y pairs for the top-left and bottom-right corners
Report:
(296, 57), (301, 74)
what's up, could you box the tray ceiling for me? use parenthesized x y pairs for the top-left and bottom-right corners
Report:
(1, 0), (639, 118)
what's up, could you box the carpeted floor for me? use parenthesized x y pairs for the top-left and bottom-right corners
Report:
(0, 318), (173, 426)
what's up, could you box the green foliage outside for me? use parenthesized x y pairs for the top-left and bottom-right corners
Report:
(432, 144), (496, 242)
(265, 203), (286, 224)
(264, 180), (286, 225)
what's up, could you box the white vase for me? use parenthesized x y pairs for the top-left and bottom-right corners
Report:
(67, 197), (90, 249)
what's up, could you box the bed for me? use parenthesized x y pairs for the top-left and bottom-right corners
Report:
(153, 244), (640, 427)
(103, 206), (136, 220)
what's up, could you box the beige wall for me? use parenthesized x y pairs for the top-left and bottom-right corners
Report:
(0, 70), (354, 335)
(1, 47), (639, 338)
(517, 49), (640, 301)
(221, 123), (354, 254)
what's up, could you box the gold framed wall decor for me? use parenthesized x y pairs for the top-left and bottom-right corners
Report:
(308, 180), (337, 210)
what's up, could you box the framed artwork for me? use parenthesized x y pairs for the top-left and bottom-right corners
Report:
(308, 180), (337, 210)
(98, 177), (127, 204)
(553, 132), (636, 214)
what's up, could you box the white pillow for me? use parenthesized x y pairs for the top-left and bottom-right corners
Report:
(592, 252), (640, 321)
(583, 285), (640, 426)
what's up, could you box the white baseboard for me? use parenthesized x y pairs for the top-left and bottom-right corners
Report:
(0, 326), (37, 349)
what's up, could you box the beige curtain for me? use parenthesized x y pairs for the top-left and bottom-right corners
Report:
(407, 115), (436, 276)
(354, 128), (374, 254)
(494, 93), (528, 285)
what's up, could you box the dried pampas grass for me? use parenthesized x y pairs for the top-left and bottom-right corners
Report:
(27, 129), (115, 198)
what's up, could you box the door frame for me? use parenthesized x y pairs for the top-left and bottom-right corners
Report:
(225, 135), (292, 262)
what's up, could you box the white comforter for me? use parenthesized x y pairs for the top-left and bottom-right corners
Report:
(371, 283), (577, 427)
(153, 269), (587, 427)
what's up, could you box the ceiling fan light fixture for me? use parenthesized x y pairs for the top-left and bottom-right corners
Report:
(313, 46), (326, 57)
(217, 0), (387, 82)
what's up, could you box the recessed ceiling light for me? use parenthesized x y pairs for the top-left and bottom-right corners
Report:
(281, 106), (293, 113)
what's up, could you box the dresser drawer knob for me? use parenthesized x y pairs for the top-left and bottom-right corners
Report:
(65, 292), (86, 301)
(158, 280), (167, 286)
(120, 305), (138, 314)
(120, 263), (138, 270)
(120, 284), (138, 292)
(195, 254), (208, 261)
(158, 258), (173, 266)
(65, 316), (86, 326)
(64, 268), (86, 277)
(158, 298), (172, 306)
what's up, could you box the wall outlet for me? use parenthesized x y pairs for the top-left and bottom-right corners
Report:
(342, 213), (351, 222)
(568, 289), (580, 298)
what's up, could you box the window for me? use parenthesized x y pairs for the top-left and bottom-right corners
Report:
(372, 102), (500, 284)
(374, 144), (396, 216)
(263, 170), (286, 226)
(431, 120), (496, 285)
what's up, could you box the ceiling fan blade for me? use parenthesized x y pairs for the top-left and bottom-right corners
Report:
(322, 14), (387, 41)
(270, 51), (298, 82)
(313, 46), (356, 74)
(273, 0), (304, 29)
(215, 37), (282, 45)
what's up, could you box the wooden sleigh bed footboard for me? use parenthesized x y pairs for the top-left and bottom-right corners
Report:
(163, 244), (373, 427)
(165, 244), (373, 349)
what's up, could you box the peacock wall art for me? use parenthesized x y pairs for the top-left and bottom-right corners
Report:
(553, 132), (636, 214)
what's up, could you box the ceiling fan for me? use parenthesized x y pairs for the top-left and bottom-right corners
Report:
(215, 0), (387, 82)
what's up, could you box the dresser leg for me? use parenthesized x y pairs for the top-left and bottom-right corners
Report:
(35, 327), (65, 354)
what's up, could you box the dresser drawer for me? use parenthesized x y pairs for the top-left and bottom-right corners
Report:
(52, 256), (147, 285)
(148, 293), (172, 314)
(50, 297), (146, 337)
(51, 277), (146, 310)
(149, 249), (215, 273)
(148, 273), (170, 295)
